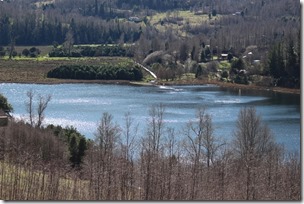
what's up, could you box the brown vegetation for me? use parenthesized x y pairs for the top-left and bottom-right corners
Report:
(0, 106), (300, 200)
(0, 57), (133, 83)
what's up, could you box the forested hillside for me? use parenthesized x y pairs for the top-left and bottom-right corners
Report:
(0, 0), (300, 46)
(0, 0), (300, 88)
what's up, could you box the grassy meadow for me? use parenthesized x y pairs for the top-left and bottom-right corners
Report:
(148, 10), (221, 36)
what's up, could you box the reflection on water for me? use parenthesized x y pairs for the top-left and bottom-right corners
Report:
(0, 83), (300, 153)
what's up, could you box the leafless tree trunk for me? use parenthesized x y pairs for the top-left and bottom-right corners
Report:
(119, 112), (138, 200)
(233, 106), (275, 200)
(94, 112), (120, 199)
(183, 107), (223, 199)
(140, 104), (166, 200)
(26, 90), (34, 126)
(37, 94), (52, 128)
(63, 29), (74, 57)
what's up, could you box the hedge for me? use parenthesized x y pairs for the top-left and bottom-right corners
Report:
(47, 64), (143, 81)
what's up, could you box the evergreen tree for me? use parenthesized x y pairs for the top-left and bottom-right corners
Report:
(200, 49), (207, 62)
(77, 137), (87, 166)
(286, 39), (298, 78)
(268, 43), (285, 79)
(0, 16), (11, 45)
(69, 135), (78, 167)
(191, 46), (196, 60)
(231, 58), (245, 70)
(0, 94), (13, 114)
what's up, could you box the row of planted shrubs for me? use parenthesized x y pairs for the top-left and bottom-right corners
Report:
(47, 64), (143, 81)
(49, 45), (133, 57)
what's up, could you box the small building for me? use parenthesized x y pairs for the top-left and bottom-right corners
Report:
(0, 110), (8, 127)
(253, 60), (261, 64)
(220, 53), (228, 60)
(194, 10), (204, 15)
(128, 17), (142, 23)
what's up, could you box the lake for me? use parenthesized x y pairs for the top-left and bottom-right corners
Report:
(0, 83), (300, 153)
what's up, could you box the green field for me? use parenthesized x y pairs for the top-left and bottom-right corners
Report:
(148, 10), (221, 36)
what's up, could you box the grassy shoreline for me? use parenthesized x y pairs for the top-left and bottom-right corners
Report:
(0, 58), (300, 95)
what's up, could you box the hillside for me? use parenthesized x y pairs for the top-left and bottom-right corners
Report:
(0, 0), (300, 89)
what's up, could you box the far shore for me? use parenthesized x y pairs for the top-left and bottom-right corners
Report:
(160, 79), (301, 95)
(0, 58), (300, 95)
(0, 78), (300, 95)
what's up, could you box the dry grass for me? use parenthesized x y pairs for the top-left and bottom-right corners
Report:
(0, 161), (91, 200)
(0, 57), (132, 83)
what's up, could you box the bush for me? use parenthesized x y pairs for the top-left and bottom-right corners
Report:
(71, 51), (82, 57)
(28, 47), (41, 58)
(221, 70), (229, 78)
(234, 75), (249, 85)
(22, 49), (30, 57)
(11, 50), (18, 58)
(231, 58), (245, 71)
(47, 64), (143, 81)
(207, 61), (219, 72)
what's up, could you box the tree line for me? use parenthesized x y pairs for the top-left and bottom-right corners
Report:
(0, 10), (142, 46)
(267, 35), (300, 88)
(0, 93), (301, 200)
(47, 64), (143, 81)
(49, 45), (133, 58)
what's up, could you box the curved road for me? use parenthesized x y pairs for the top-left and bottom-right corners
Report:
(134, 62), (157, 79)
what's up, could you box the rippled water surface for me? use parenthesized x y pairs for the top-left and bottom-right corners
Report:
(0, 83), (300, 153)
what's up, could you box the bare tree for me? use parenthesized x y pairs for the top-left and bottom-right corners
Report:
(183, 107), (222, 199)
(119, 112), (138, 200)
(26, 90), (34, 126)
(140, 104), (166, 200)
(94, 112), (121, 199)
(63, 29), (74, 57)
(233, 106), (275, 200)
(25, 91), (51, 128)
(147, 104), (165, 153)
(37, 94), (52, 128)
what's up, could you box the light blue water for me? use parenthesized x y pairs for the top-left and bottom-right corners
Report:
(0, 83), (300, 153)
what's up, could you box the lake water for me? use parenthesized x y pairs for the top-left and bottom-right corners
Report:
(0, 83), (301, 153)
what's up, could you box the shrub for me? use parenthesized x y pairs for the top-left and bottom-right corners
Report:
(47, 64), (143, 81)
(231, 58), (245, 70)
(221, 70), (229, 78)
(22, 49), (30, 57)
(234, 75), (249, 85)
(28, 47), (41, 58)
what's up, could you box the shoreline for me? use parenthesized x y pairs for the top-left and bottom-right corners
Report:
(0, 58), (300, 95)
(160, 79), (301, 95)
(0, 78), (300, 95)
